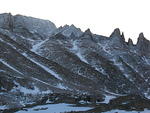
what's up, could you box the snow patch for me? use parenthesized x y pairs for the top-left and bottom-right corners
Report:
(98, 43), (112, 55)
(142, 56), (150, 65)
(0, 105), (7, 110)
(57, 83), (67, 90)
(31, 39), (49, 52)
(12, 81), (53, 95)
(71, 40), (88, 63)
(0, 38), (3, 42)
(144, 88), (150, 99)
(0, 69), (5, 72)
(19, 86), (39, 95)
(101, 95), (116, 104)
(112, 58), (133, 81)
(16, 103), (92, 113)
(95, 67), (107, 75)
(11, 82), (40, 95)
(79, 100), (91, 104)
(46, 99), (54, 104)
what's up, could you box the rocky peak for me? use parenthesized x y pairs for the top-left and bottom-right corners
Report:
(0, 13), (13, 30)
(137, 33), (146, 44)
(127, 38), (134, 46)
(13, 14), (57, 37)
(110, 28), (121, 37)
(83, 28), (92, 36)
(80, 28), (95, 41)
(136, 33), (150, 56)
(54, 24), (83, 37)
(107, 28), (127, 49)
(136, 33), (149, 46)
(139, 32), (145, 38)
(121, 32), (125, 40)
(0, 13), (57, 38)
(110, 28), (125, 42)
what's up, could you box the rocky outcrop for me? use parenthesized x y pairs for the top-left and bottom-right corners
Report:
(136, 33), (150, 56)
(127, 38), (133, 46)
(0, 13), (56, 37)
(0, 13), (14, 30)
(54, 24), (82, 37)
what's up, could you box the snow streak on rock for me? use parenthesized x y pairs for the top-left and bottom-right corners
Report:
(31, 39), (49, 52)
(0, 59), (23, 75)
(22, 53), (62, 80)
(71, 40), (88, 63)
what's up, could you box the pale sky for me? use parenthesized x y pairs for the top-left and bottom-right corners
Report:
(0, 0), (150, 43)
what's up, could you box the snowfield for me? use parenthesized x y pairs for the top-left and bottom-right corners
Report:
(16, 103), (92, 113)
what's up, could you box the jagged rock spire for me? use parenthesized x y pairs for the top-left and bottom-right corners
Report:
(54, 24), (82, 37)
(81, 28), (95, 41)
(136, 32), (150, 56)
(121, 32), (124, 38)
(139, 32), (144, 38)
(110, 28), (126, 43)
(8, 13), (14, 31)
(84, 28), (92, 36)
(136, 32), (147, 46)
(137, 33), (145, 41)
(110, 28), (121, 37)
(121, 32), (126, 41)
(127, 38), (133, 46)
(0, 13), (13, 31)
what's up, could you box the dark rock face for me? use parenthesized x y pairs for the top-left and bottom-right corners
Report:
(0, 13), (150, 112)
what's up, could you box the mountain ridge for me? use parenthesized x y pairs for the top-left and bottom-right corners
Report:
(0, 13), (150, 112)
